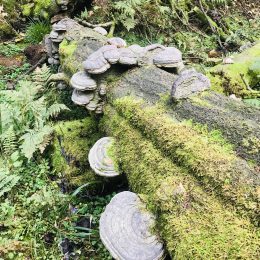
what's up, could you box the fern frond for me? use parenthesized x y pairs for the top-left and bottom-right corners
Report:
(46, 103), (69, 119)
(0, 127), (17, 156)
(0, 168), (20, 197)
(32, 64), (52, 86)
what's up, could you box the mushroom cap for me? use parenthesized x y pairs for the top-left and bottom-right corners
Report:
(103, 47), (120, 64)
(71, 89), (94, 106)
(128, 44), (145, 56)
(70, 71), (97, 91)
(171, 68), (211, 100)
(153, 47), (182, 67)
(144, 44), (166, 52)
(118, 48), (138, 65)
(93, 26), (108, 36)
(83, 51), (111, 74)
(107, 37), (127, 48)
(49, 31), (64, 43)
(223, 57), (234, 64)
(88, 137), (120, 177)
(100, 191), (164, 260)
(52, 23), (67, 31)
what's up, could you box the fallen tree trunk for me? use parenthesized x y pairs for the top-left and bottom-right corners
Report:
(58, 20), (260, 165)
(55, 19), (260, 258)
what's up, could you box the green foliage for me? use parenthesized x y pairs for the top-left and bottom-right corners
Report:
(243, 98), (260, 108)
(0, 78), (69, 160)
(25, 20), (51, 44)
(0, 167), (20, 198)
(0, 44), (24, 57)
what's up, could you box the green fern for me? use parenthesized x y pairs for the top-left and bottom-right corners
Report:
(0, 78), (69, 160)
(0, 168), (20, 197)
(0, 126), (17, 156)
(32, 64), (52, 86)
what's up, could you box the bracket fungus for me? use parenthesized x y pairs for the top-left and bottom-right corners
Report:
(83, 51), (111, 74)
(118, 48), (138, 65)
(70, 71), (97, 91)
(153, 47), (184, 71)
(93, 26), (108, 36)
(171, 68), (211, 100)
(100, 191), (164, 260)
(71, 89), (94, 106)
(88, 137), (120, 177)
(107, 37), (127, 48)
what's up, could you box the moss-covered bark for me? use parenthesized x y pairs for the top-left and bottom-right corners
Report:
(171, 91), (260, 164)
(101, 107), (260, 259)
(108, 97), (260, 225)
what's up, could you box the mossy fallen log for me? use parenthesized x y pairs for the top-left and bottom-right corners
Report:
(108, 97), (260, 224)
(101, 108), (260, 259)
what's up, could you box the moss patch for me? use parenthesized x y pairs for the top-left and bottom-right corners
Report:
(208, 42), (260, 97)
(51, 117), (102, 190)
(101, 108), (260, 259)
(59, 39), (79, 75)
(110, 97), (259, 224)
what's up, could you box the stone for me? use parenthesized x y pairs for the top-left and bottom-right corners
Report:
(171, 68), (211, 100)
(100, 191), (164, 260)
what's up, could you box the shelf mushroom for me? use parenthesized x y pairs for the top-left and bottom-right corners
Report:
(88, 137), (120, 177)
(153, 47), (184, 72)
(100, 191), (164, 260)
(107, 37), (127, 48)
(171, 68), (211, 100)
(70, 71), (97, 91)
(94, 26), (108, 36)
(71, 89), (94, 106)
(83, 51), (111, 74)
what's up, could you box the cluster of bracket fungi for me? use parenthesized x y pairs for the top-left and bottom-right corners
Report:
(69, 35), (186, 114)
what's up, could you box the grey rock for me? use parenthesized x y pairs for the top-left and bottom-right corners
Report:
(71, 89), (94, 105)
(70, 71), (97, 91)
(171, 68), (211, 100)
(100, 191), (164, 260)
(88, 137), (120, 177)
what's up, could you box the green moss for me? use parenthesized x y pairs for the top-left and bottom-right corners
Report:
(59, 39), (79, 75)
(51, 117), (102, 189)
(110, 97), (259, 223)
(101, 109), (259, 259)
(0, 20), (16, 39)
(208, 43), (260, 97)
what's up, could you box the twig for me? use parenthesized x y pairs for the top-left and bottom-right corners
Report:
(15, 55), (47, 83)
(240, 73), (253, 92)
(74, 18), (113, 28)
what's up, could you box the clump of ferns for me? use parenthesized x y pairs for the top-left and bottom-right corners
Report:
(0, 75), (69, 161)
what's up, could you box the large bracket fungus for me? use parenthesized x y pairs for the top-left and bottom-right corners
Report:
(171, 68), (211, 100)
(100, 191), (164, 260)
(88, 137), (120, 177)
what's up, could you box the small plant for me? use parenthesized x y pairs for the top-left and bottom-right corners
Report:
(25, 20), (51, 44)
